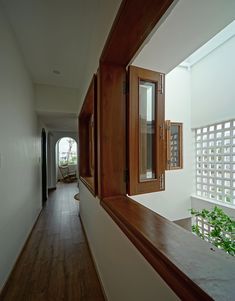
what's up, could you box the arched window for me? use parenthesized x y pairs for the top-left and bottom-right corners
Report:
(58, 137), (77, 165)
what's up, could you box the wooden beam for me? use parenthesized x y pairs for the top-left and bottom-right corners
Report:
(97, 64), (126, 198)
(100, 0), (174, 65)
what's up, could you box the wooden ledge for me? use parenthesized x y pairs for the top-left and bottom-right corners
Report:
(80, 176), (96, 196)
(101, 196), (235, 301)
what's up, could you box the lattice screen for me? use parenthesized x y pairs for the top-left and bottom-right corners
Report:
(195, 120), (235, 206)
(195, 216), (235, 244)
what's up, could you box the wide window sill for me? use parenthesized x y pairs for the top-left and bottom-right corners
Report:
(101, 195), (235, 301)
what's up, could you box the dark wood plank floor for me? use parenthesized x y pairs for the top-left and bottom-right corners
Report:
(1, 183), (104, 301)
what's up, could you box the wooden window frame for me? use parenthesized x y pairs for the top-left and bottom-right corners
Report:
(128, 65), (165, 195)
(79, 75), (97, 195)
(166, 120), (183, 170)
(79, 1), (235, 300)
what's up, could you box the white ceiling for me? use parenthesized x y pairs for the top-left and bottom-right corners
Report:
(39, 112), (77, 132)
(0, 0), (121, 132)
(1, 0), (121, 90)
(133, 0), (235, 74)
(180, 20), (235, 68)
(2, 0), (235, 132)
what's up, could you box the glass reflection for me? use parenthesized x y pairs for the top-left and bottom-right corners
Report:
(139, 80), (156, 181)
(170, 125), (180, 167)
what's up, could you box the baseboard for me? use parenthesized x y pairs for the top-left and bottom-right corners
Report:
(79, 214), (108, 301)
(0, 208), (42, 298)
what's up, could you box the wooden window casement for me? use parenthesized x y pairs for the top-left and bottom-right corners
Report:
(165, 121), (183, 170)
(79, 75), (97, 195)
(128, 65), (165, 195)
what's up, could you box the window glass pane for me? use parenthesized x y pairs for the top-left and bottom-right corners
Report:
(139, 80), (156, 181)
(58, 137), (77, 165)
(170, 125), (181, 167)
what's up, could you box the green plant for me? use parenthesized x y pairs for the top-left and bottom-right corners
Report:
(190, 206), (235, 256)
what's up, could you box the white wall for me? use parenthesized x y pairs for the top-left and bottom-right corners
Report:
(190, 36), (235, 215)
(191, 36), (235, 128)
(191, 196), (235, 220)
(35, 83), (79, 114)
(79, 181), (179, 301)
(132, 67), (193, 221)
(0, 6), (41, 290)
(47, 131), (78, 188)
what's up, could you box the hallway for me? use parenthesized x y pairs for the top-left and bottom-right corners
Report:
(1, 183), (104, 301)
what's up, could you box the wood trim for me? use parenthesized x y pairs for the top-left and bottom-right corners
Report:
(79, 75), (97, 195)
(97, 63), (126, 198)
(80, 176), (96, 197)
(0, 209), (42, 297)
(100, 0), (174, 65)
(101, 196), (235, 301)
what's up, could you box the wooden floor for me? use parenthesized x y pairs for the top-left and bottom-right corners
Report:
(1, 183), (104, 301)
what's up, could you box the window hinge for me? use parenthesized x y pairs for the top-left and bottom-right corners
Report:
(124, 169), (129, 183)
(159, 74), (164, 94)
(123, 81), (129, 95)
(159, 173), (165, 190)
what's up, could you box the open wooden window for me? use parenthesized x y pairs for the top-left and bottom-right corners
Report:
(79, 75), (97, 195)
(128, 66), (165, 195)
(165, 121), (183, 170)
